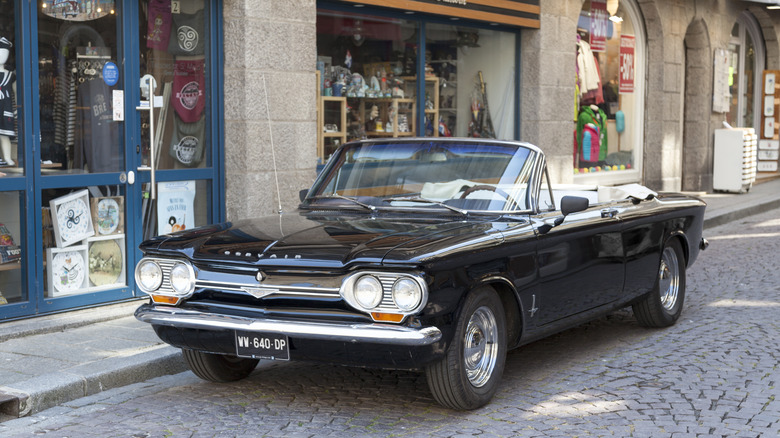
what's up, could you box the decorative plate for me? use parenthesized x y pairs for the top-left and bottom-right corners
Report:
(88, 238), (123, 286)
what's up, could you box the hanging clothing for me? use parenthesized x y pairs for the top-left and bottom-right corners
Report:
(0, 70), (15, 137)
(575, 105), (608, 164)
(75, 79), (121, 172)
(172, 59), (205, 123)
(147, 0), (173, 51)
(168, 9), (205, 56)
(576, 40), (604, 105)
(169, 114), (205, 167)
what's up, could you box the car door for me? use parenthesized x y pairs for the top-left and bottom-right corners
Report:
(530, 201), (626, 326)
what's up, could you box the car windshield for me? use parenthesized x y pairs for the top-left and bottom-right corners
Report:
(305, 140), (539, 213)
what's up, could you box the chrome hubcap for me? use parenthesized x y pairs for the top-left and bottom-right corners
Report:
(658, 247), (680, 311)
(464, 306), (498, 387)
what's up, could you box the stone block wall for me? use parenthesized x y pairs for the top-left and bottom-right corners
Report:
(222, 0), (318, 220)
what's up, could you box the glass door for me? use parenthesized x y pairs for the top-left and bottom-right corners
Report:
(30, 0), (221, 314)
(135, 0), (216, 244)
(37, 1), (132, 313)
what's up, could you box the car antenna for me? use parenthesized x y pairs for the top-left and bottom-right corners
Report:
(262, 73), (283, 215)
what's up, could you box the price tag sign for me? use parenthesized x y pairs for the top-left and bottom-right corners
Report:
(619, 35), (635, 94)
(589, 0), (608, 52)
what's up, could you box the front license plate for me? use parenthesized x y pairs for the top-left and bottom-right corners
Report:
(235, 330), (289, 360)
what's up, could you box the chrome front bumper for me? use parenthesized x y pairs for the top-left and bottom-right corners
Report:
(135, 304), (442, 347)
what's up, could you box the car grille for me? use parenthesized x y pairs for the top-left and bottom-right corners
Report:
(194, 268), (341, 299)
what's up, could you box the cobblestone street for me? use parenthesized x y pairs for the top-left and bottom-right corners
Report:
(1, 208), (778, 437)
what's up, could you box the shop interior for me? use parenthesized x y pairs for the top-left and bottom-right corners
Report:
(316, 11), (516, 163)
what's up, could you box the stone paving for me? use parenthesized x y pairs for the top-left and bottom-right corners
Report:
(1, 208), (779, 437)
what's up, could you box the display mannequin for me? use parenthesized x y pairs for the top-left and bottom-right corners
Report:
(0, 38), (15, 166)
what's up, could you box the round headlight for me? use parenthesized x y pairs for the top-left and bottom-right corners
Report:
(169, 262), (195, 295)
(392, 278), (422, 311)
(354, 275), (383, 309)
(136, 259), (163, 292)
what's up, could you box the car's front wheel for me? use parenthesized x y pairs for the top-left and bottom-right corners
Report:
(426, 286), (507, 410)
(182, 349), (259, 382)
(632, 238), (686, 327)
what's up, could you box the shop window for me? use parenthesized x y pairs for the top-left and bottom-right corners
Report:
(42, 186), (127, 297)
(0, 4), (19, 172)
(316, 11), (418, 162)
(574, 0), (644, 181)
(0, 191), (25, 305)
(316, 9), (516, 163)
(727, 13), (764, 130)
(38, 1), (123, 174)
(426, 23), (515, 140)
(140, 0), (212, 171)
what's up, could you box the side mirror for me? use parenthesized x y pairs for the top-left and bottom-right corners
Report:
(299, 189), (309, 202)
(554, 196), (589, 226)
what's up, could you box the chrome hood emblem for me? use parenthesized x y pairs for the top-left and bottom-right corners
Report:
(256, 271), (265, 282)
(242, 286), (279, 299)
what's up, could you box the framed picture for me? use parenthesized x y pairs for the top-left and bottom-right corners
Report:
(90, 196), (124, 236)
(46, 244), (89, 297)
(50, 190), (95, 248)
(87, 234), (126, 289)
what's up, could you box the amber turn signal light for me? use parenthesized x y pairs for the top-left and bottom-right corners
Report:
(370, 312), (404, 323)
(151, 295), (181, 305)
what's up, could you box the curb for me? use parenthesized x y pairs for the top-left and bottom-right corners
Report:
(0, 345), (186, 417)
(704, 198), (780, 229)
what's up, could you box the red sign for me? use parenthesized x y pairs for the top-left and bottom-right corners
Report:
(589, 0), (608, 52)
(619, 35), (635, 93)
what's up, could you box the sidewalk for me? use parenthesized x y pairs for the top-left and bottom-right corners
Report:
(1, 178), (780, 421)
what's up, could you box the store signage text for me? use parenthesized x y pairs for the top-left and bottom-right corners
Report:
(619, 35), (635, 94)
(435, 0), (467, 5)
(589, 0), (608, 52)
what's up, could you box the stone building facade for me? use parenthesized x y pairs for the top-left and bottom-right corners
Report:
(224, 0), (780, 217)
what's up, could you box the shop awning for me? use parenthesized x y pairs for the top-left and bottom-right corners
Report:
(332, 0), (541, 29)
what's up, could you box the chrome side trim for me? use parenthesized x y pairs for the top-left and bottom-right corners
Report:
(135, 304), (442, 346)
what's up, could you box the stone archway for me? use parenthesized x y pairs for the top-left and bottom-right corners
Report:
(682, 18), (712, 191)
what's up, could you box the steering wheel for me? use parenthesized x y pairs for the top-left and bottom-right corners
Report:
(459, 185), (521, 210)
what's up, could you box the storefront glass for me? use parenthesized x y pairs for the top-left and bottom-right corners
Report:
(574, 0), (643, 181)
(0, 191), (25, 306)
(0, 0), (222, 320)
(316, 8), (517, 163)
(0, 2), (19, 172)
(727, 14), (762, 131)
(38, 0), (123, 174)
(426, 23), (516, 140)
(43, 186), (127, 298)
(141, 0), (211, 171)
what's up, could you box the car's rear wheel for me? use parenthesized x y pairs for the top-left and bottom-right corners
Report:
(182, 349), (259, 382)
(632, 238), (686, 328)
(426, 286), (507, 410)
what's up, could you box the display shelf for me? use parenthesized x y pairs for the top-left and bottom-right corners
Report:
(359, 97), (416, 138)
(401, 76), (439, 137)
(317, 96), (347, 161)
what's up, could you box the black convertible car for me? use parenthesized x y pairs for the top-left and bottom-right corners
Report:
(134, 138), (707, 410)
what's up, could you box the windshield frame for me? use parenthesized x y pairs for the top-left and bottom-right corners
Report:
(302, 138), (544, 214)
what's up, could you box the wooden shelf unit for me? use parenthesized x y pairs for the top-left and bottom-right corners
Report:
(317, 96), (348, 162)
(359, 97), (416, 138)
(401, 76), (439, 137)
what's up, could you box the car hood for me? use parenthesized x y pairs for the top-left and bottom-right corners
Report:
(141, 211), (504, 269)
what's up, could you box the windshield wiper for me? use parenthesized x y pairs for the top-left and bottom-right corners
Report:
(382, 196), (468, 216)
(312, 193), (376, 211)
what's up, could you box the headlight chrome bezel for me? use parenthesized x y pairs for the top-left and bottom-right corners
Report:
(340, 271), (428, 322)
(134, 257), (197, 300)
(135, 258), (163, 293)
